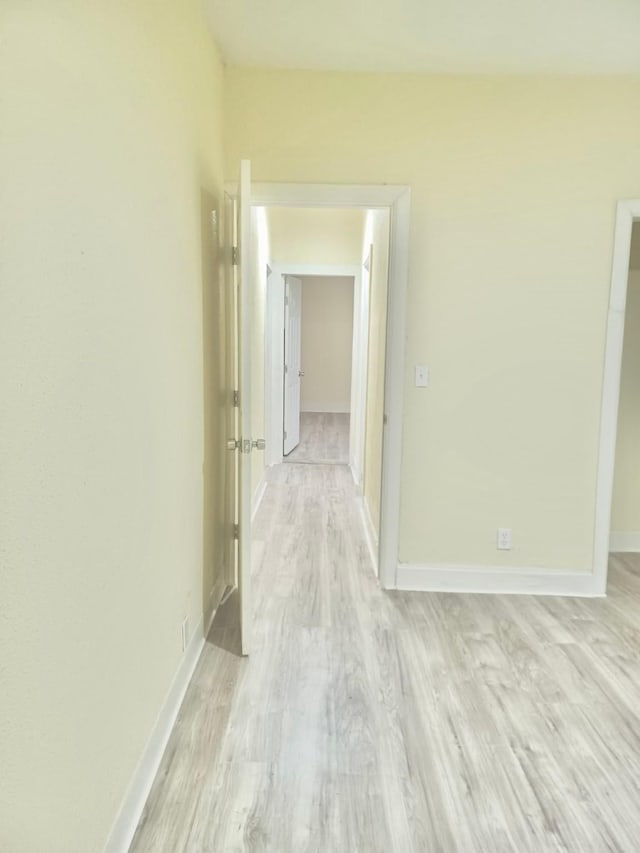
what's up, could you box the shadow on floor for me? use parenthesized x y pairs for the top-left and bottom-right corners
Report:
(205, 587), (242, 657)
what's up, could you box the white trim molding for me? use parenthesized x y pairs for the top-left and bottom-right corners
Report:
(104, 619), (206, 853)
(396, 563), (604, 597)
(206, 578), (227, 636)
(610, 532), (640, 552)
(267, 262), (360, 276)
(350, 462), (363, 494)
(593, 199), (640, 594)
(350, 247), (371, 494)
(251, 183), (410, 209)
(360, 496), (379, 576)
(379, 188), (411, 590)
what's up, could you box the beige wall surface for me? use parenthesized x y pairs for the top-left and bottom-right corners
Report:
(300, 276), (354, 413)
(0, 2), (225, 851)
(267, 207), (365, 265)
(362, 211), (391, 537)
(611, 265), (640, 533)
(225, 69), (640, 570)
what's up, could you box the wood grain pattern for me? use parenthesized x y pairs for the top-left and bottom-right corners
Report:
(130, 466), (640, 852)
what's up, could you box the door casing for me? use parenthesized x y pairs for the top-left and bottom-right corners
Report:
(593, 199), (640, 594)
(266, 264), (362, 471)
(282, 275), (303, 455)
(246, 182), (411, 591)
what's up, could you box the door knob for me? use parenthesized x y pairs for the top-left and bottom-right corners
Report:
(226, 438), (239, 451)
(252, 439), (266, 451)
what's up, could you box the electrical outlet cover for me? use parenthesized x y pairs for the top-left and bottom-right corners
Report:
(497, 528), (512, 550)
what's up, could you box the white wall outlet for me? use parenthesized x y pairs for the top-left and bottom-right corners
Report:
(181, 616), (189, 652)
(415, 365), (429, 388)
(497, 528), (512, 550)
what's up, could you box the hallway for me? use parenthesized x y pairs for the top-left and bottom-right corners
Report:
(131, 463), (640, 852)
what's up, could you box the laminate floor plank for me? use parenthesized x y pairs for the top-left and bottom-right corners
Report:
(283, 412), (349, 465)
(130, 466), (640, 852)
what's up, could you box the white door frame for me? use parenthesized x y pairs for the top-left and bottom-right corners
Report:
(265, 263), (361, 468)
(593, 199), (640, 594)
(282, 274), (303, 456)
(252, 183), (411, 590)
(350, 247), (372, 492)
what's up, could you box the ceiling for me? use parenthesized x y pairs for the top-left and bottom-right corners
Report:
(207, 0), (640, 74)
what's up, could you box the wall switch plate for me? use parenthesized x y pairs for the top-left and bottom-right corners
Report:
(497, 528), (512, 550)
(415, 365), (429, 388)
(181, 616), (189, 652)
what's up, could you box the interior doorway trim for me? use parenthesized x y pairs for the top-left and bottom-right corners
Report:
(265, 263), (361, 470)
(252, 183), (411, 590)
(593, 199), (640, 594)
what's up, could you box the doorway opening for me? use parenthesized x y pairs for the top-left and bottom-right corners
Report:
(608, 221), (640, 580)
(282, 273), (355, 466)
(594, 200), (640, 594)
(257, 205), (392, 578)
(225, 167), (410, 654)
(244, 183), (410, 596)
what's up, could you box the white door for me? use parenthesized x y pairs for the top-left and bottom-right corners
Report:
(234, 159), (254, 656)
(283, 275), (302, 455)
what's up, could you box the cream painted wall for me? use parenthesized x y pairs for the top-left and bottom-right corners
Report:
(250, 208), (271, 498)
(300, 276), (354, 413)
(225, 69), (640, 570)
(267, 207), (365, 264)
(362, 211), (391, 537)
(0, 3), (225, 851)
(611, 259), (640, 534)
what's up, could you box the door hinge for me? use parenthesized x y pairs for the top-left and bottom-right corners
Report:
(231, 246), (238, 266)
(284, 294), (289, 307)
(233, 389), (239, 407)
(284, 430), (287, 439)
(284, 364), (288, 374)
(383, 413), (388, 425)
(233, 523), (239, 540)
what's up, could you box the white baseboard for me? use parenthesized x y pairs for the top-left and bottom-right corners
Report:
(104, 625), (205, 852)
(610, 531), (640, 552)
(359, 496), (379, 576)
(301, 403), (351, 414)
(104, 578), (228, 853)
(349, 461), (363, 493)
(252, 474), (268, 522)
(205, 577), (227, 636)
(395, 563), (603, 598)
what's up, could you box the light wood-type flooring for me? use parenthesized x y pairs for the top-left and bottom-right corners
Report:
(283, 412), (349, 465)
(131, 462), (640, 852)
